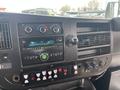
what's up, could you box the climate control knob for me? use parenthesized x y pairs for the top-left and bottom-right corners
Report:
(39, 25), (48, 33)
(24, 26), (33, 33)
(50, 24), (62, 33)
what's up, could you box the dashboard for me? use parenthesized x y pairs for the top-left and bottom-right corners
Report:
(0, 13), (112, 90)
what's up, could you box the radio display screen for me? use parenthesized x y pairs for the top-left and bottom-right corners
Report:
(28, 39), (55, 48)
(22, 37), (63, 48)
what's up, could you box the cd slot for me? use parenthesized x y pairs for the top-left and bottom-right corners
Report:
(78, 46), (110, 59)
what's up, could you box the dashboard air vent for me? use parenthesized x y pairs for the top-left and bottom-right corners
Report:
(77, 22), (110, 33)
(0, 23), (12, 50)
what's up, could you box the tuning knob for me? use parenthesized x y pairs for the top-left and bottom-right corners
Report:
(66, 35), (78, 46)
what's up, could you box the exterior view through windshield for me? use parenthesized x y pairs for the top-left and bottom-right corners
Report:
(0, 0), (120, 18)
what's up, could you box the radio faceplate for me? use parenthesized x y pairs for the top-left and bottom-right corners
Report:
(19, 36), (64, 66)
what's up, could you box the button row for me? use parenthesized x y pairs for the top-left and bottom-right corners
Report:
(23, 71), (55, 79)
(24, 74), (58, 84)
(50, 52), (63, 57)
(23, 70), (58, 84)
(24, 56), (38, 60)
(23, 69), (58, 79)
(24, 52), (63, 61)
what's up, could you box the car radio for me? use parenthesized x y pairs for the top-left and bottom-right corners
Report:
(19, 36), (64, 66)
(0, 13), (112, 90)
(18, 23), (64, 66)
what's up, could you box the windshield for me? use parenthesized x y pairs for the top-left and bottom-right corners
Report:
(0, 0), (119, 18)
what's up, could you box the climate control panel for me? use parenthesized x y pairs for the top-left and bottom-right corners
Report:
(18, 23), (63, 36)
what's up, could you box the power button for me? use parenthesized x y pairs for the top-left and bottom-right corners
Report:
(40, 53), (49, 61)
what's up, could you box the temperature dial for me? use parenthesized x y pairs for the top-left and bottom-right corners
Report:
(24, 26), (33, 33)
(39, 25), (48, 33)
(50, 24), (62, 33)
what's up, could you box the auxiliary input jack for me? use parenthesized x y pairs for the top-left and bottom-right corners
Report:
(12, 75), (20, 83)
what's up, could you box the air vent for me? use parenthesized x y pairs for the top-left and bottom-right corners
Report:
(77, 33), (110, 48)
(77, 22), (110, 33)
(77, 46), (111, 59)
(0, 23), (12, 50)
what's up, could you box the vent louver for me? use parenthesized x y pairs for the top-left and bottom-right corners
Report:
(77, 22), (110, 33)
(0, 23), (12, 50)
(76, 22), (111, 60)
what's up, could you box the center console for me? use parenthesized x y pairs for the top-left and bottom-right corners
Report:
(0, 13), (112, 90)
